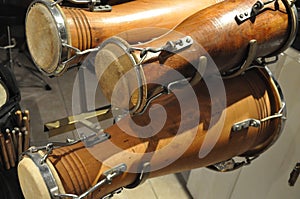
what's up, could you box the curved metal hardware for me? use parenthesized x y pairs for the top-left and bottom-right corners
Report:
(232, 118), (261, 132)
(267, 0), (299, 57)
(190, 56), (207, 86)
(236, 0), (276, 23)
(131, 36), (193, 59)
(0, 38), (16, 50)
(21, 148), (60, 197)
(125, 162), (151, 189)
(136, 77), (192, 115)
(231, 101), (285, 133)
(207, 156), (259, 172)
(223, 39), (258, 79)
(54, 163), (127, 199)
(60, 44), (101, 68)
(102, 188), (123, 199)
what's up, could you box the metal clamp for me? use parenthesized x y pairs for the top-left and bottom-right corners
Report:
(125, 162), (151, 189)
(60, 44), (100, 70)
(80, 131), (110, 147)
(236, 0), (276, 23)
(0, 38), (16, 50)
(131, 36), (193, 60)
(207, 156), (259, 172)
(232, 118), (261, 132)
(222, 40), (258, 78)
(24, 150), (61, 197)
(54, 163), (127, 199)
(231, 103), (285, 133)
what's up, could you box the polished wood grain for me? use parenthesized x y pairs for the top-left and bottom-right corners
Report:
(42, 68), (282, 198)
(95, 0), (293, 113)
(26, 0), (222, 74)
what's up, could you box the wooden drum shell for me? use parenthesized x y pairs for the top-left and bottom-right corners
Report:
(18, 67), (285, 198)
(95, 0), (296, 113)
(25, 0), (223, 76)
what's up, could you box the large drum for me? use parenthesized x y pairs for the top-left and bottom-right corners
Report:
(25, 0), (223, 76)
(95, 0), (297, 114)
(18, 67), (286, 198)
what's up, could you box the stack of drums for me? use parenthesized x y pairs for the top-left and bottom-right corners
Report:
(18, 0), (297, 198)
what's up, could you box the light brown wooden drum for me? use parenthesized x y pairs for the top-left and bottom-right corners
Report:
(25, 0), (223, 76)
(95, 0), (297, 113)
(18, 67), (285, 199)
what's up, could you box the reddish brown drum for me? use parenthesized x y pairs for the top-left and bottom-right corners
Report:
(18, 67), (286, 198)
(95, 0), (297, 113)
(25, 0), (223, 76)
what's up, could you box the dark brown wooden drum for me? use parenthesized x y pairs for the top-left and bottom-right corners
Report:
(95, 0), (297, 114)
(18, 67), (286, 199)
(25, 0), (223, 76)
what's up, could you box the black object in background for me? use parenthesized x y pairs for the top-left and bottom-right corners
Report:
(292, 0), (300, 50)
(0, 62), (22, 199)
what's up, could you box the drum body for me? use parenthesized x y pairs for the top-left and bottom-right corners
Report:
(95, 0), (297, 114)
(25, 0), (223, 76)
(18, 67), (286, 198)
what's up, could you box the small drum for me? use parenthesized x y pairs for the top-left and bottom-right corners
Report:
(0, 80), (8, 109)
(18, 67), (286, 198)
(95, 0), (297, 114)
(25, 0), (223, 76)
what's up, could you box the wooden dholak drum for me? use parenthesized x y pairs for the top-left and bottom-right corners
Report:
(25, 0), (223, 76)
(18, 67), (286, 199)
(94, 0), (297, 114)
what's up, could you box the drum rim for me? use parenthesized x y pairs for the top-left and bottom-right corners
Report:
(98, 36), (148, 114)
(26, 0), (69, 76)
(266, 0), (298, 58)
(242, 66), (287, 156)
(0, 79), (9, 109)
(18, 150), (65, 198)
(264, 66), (286, 146)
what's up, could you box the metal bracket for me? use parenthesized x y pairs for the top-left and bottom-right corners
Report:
(164, 36), (194, 53)
(232, 118), (261, 132)
(54, 163), (127, 199)
(131, 36), (193, 60)
(89, 4), (112, 12)
(80, 131), (110, 147)
(23, 150), (60, 197)
(0, 38), (16, 50)
(207, 156), (259, 172)
(236, 0), (276, 23)
(125, 162), (151, 189)
(223, 39), (258, 79)
(190, 56), (207, 86)
(102, 188), (123, 199)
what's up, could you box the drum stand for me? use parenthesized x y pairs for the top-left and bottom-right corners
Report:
(0, 26), (52, 91)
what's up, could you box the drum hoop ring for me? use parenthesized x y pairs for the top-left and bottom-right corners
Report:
(24, 151), (60, 198)
(99, 37), (147, 114)
(266, 0), (298, 57)
(0, 79), (9, 108)
(26, 0), (69, 76)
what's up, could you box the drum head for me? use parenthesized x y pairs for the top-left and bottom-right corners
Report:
(26, 2), (63, 74)
(95, 37), (147, 113)
(0, 81), (8, 109)
(18, 153), (65, 199)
